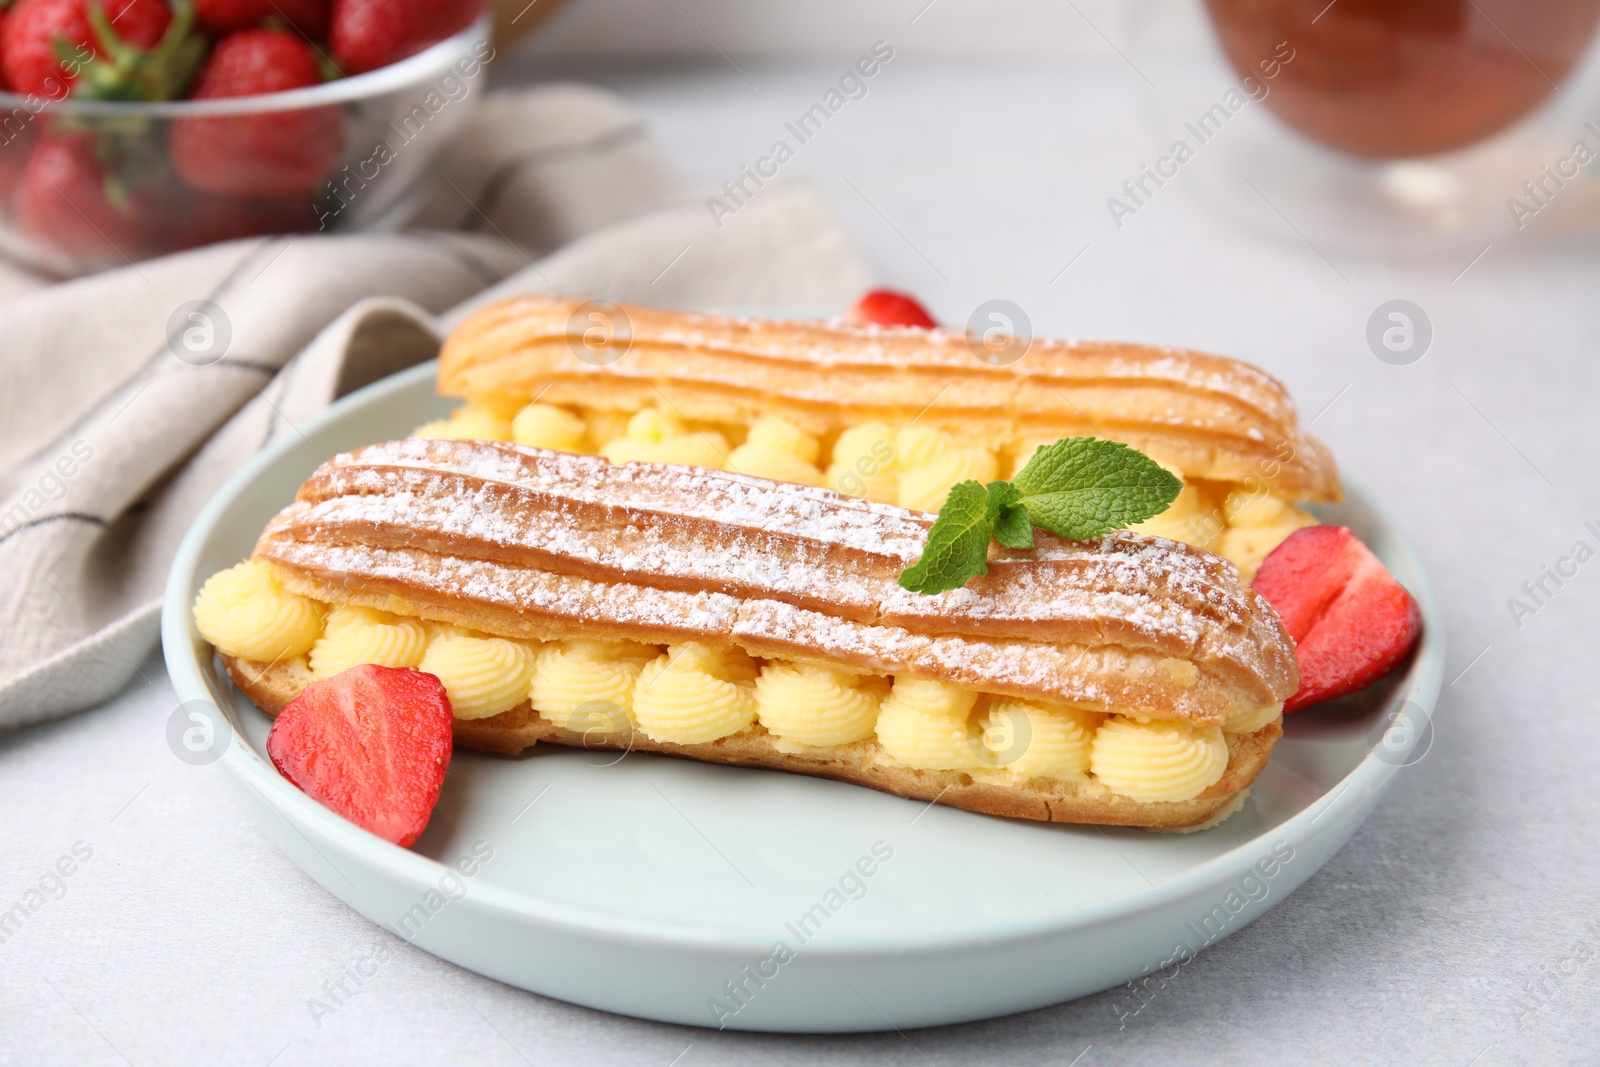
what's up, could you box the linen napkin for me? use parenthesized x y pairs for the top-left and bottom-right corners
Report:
(0, 83), (875, 731)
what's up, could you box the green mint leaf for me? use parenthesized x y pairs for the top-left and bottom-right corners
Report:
(992, 502), (1034, 549)
(1011, 437), (1182, 541)
(986, 479), (1021, 510)
(897, 480), (997, 595)
(896, 437), (1182, 595)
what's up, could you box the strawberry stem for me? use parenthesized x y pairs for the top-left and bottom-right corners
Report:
(72, 0), (207, 102)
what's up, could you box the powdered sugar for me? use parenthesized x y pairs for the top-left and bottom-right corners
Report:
(261, 439), (1296, 709)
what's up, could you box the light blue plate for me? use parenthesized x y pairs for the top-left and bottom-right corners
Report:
(161, 360), (1445, 1032)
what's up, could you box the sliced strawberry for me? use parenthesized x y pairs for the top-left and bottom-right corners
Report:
(1253, 525), (1421, 713)
(845, 288), (938, 329)
(266, 664), (453, 848)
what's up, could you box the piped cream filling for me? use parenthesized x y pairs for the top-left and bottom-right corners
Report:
(530, 639), (656, 732)
(632, 642), (759, 744)
(982, 698), (1103, 781)
(419, 401), (1318, 570)
(1089, 718), (1230, 803)
(874, 678), (985, 771)
(192, 559), (323, 663)
(754, 662), (881, 752)
(309, 605), (427, 679)
(419, 625), (538, 720)
(195, 565), (1282, 804)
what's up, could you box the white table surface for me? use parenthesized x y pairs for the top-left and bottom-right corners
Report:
(6, 52), (1600, 1066)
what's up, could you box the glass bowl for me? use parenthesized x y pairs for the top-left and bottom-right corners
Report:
(0, 13), (491, 277)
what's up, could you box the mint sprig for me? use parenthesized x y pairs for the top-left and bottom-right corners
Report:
(897, 437), (1183, 595)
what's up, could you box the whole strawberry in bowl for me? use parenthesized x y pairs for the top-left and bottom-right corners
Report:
(0, 0), (193, 98)
(195, 0), (330, 39)
(0, 0), (491, 276)
(12, 132), (164, 261)
(169, 28), (342, 197)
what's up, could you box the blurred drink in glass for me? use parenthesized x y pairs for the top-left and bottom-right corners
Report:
(1205, 0), (1600, 157)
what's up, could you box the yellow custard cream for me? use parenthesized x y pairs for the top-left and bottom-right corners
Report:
(511, 403), (588, 452)
(419, 626), (538, 720)
(983, 699), (1103, 781)
(632, 642), (759, 744)
(194, 576), (1284, 805)
(192, 560), (323, 662)
(530, 639), (658, 731)
(727, 416), (825, 487)
(754, 662), (883, 751)
(416, 400), (1318, 572)
(1216, 487), (1320, 581)
(600, 409), (729, 469)
(1089, 718), (1230, 803)
(309, 605), (427, 679)
(1222, 700), (1284, 735)
(874, 678), (985, 771)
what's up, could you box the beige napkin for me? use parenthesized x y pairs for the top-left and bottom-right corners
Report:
(0, 83), (874, 731)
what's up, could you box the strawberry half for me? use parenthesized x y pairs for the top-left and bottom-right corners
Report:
(266, 664), (453, 848)
(844, 289), (938, 329)
(1252, 526), (1421, 713)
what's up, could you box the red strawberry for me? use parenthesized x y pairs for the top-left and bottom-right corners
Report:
(266, 665), (453, 848)
(1253, 526), (1421, 713)
(0, 0), (174, 97)
(330, 0), (481, 75)
(845, 289), (939, 329)
(165, 188), (317, 250)
(195, 0), (330, 40)
(169, 28), (342, 196)
(13, 132), (151, 262)
(0, 123), (40, 205)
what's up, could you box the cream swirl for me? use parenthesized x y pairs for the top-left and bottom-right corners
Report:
(825, 421), (898, 502)
(412, 405), (511, 442)
(511, 402), (588, 452)
(601, 408), (729, 469)
(192, 560), (323, 663)
(873, 677), (983, 771)
(728, 416), (824, 486)
(420, 627), (539, 720)
(632, 642), (759, 744)
(896, 439), (999, 513)
(530, 639), (658, 732)
(983, 699), (1103, 780)
(1089, 717), (1229, 802)
(1222, 701), (1283, 735)
(308, 605), (427, 679)
(754, 662), (881, 750)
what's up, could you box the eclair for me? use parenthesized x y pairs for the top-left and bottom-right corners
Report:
(424, 295), (1341, 579)
(194, 439), (1299, 830)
